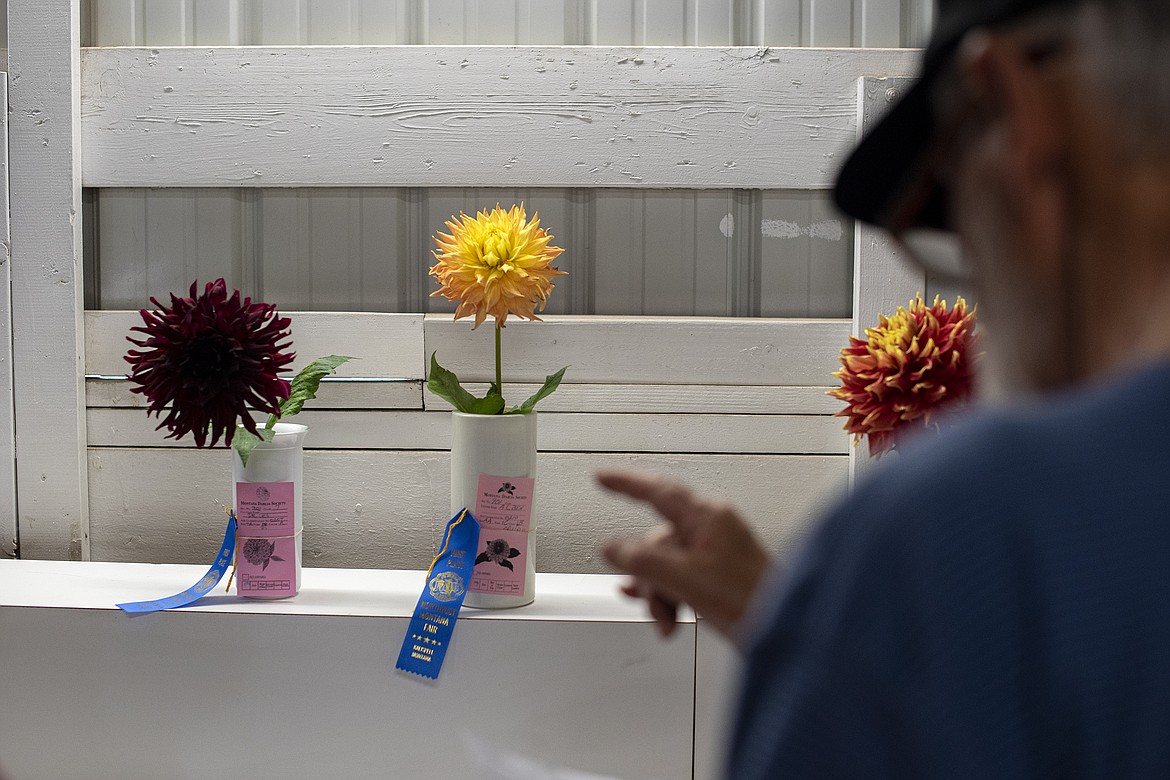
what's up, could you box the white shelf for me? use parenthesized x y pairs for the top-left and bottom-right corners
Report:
(0, 560), (703, 780)
(0, 560), (671, 623)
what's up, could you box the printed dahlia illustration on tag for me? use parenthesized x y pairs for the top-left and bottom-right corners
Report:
(242, 538), (284, 571)
(237, 535), (296, 596)
(476, 538), (521, 570)
(469, 474), (534, 595)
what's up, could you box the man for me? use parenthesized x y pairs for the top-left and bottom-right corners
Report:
(600, 0), (1170, 776)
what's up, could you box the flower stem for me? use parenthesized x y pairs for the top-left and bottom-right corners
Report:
(495, 323), (503, 398)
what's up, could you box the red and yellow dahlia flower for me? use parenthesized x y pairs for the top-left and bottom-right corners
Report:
(830, 294), (979, 456)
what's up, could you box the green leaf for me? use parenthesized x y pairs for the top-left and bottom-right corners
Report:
(467, 383), (506, 415)
(232, 426), (275, 469)
(278, 355), (355, 419)
(427, 353), (506, 414)
(427, 353), (481, 413)
(507, 366), (567, 414)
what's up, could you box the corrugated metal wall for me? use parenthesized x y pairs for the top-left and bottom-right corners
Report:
(82, 0), (933, 47)
(81, 0), (934, 316)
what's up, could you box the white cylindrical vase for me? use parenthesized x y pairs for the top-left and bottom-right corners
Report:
(232, 422), (307, 599)
(450, 411), (538, 609)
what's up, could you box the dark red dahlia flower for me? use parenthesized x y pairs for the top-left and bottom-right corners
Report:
(125, 279), (295, 448)
(830, 295), (979, 457)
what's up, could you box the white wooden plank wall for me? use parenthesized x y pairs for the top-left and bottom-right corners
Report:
(79, 44), (919, 315)
(81, 0), (929, 317)
(81, 310), (852, 570)
(65, 45), (925, 572)
(0, 80), (15, 560)
(0, 0), (928, 568)
(87, 450), (848, 571)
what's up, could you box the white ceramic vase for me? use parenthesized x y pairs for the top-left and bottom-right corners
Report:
(232, 422), (307, 599)
(450, 411), (537, 609)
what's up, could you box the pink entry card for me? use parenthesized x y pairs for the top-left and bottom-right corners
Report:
(235, 481), (295, 536)
(237, 535), (296, 597)
(468, 474), (535, 595)
(235, 481), (297, 597)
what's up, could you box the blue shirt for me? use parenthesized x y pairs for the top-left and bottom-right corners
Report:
(729, 361), (1170, 778)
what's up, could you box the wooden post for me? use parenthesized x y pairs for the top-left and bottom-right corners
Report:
(849, 76), (925, 489)
(0, 78), (16, 559)
(8, 1), (90, 559)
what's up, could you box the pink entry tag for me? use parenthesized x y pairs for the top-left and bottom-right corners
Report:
(235, 481), (295, 535)
(468, 475), (534, 596)
(235, 481), (297, 598)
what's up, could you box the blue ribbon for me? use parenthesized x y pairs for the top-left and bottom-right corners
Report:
(117, 512), (238, 614)
(396, 508), (481, 680)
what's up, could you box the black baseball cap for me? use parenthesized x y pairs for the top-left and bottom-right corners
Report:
(832, 0), (1080, 230)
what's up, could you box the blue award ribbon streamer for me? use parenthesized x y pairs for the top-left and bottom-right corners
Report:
(396, 508), (481, 680)
(116, 512), (238, 614)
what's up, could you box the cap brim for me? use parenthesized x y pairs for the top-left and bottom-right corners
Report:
(832, 69), (950, 231)
(831, 0), (1068, 231)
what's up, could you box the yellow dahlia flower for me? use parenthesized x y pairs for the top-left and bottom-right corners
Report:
(429, 203), (567, 329)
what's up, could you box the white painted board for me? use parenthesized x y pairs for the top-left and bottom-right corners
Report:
(426, 382), (843, 414)
(0, 79), (15, 559)
(88, 378), (839, 415)
(80, 46), (917, 188)
(86, 408), (851, 454)
(85, 310), (424, 379)
(850, 77), (925, 488)
(86, 449), (849, 570)
(695, 620), (743, 780)
(85, 376), (425, 411)
(86, 311), (851, 389)
(424, 314), (851, 386)
(0, 561), (696, 780)
(8, 0), (90, 560)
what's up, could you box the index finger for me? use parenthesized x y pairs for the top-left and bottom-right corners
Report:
(596, 470), (700, 532)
